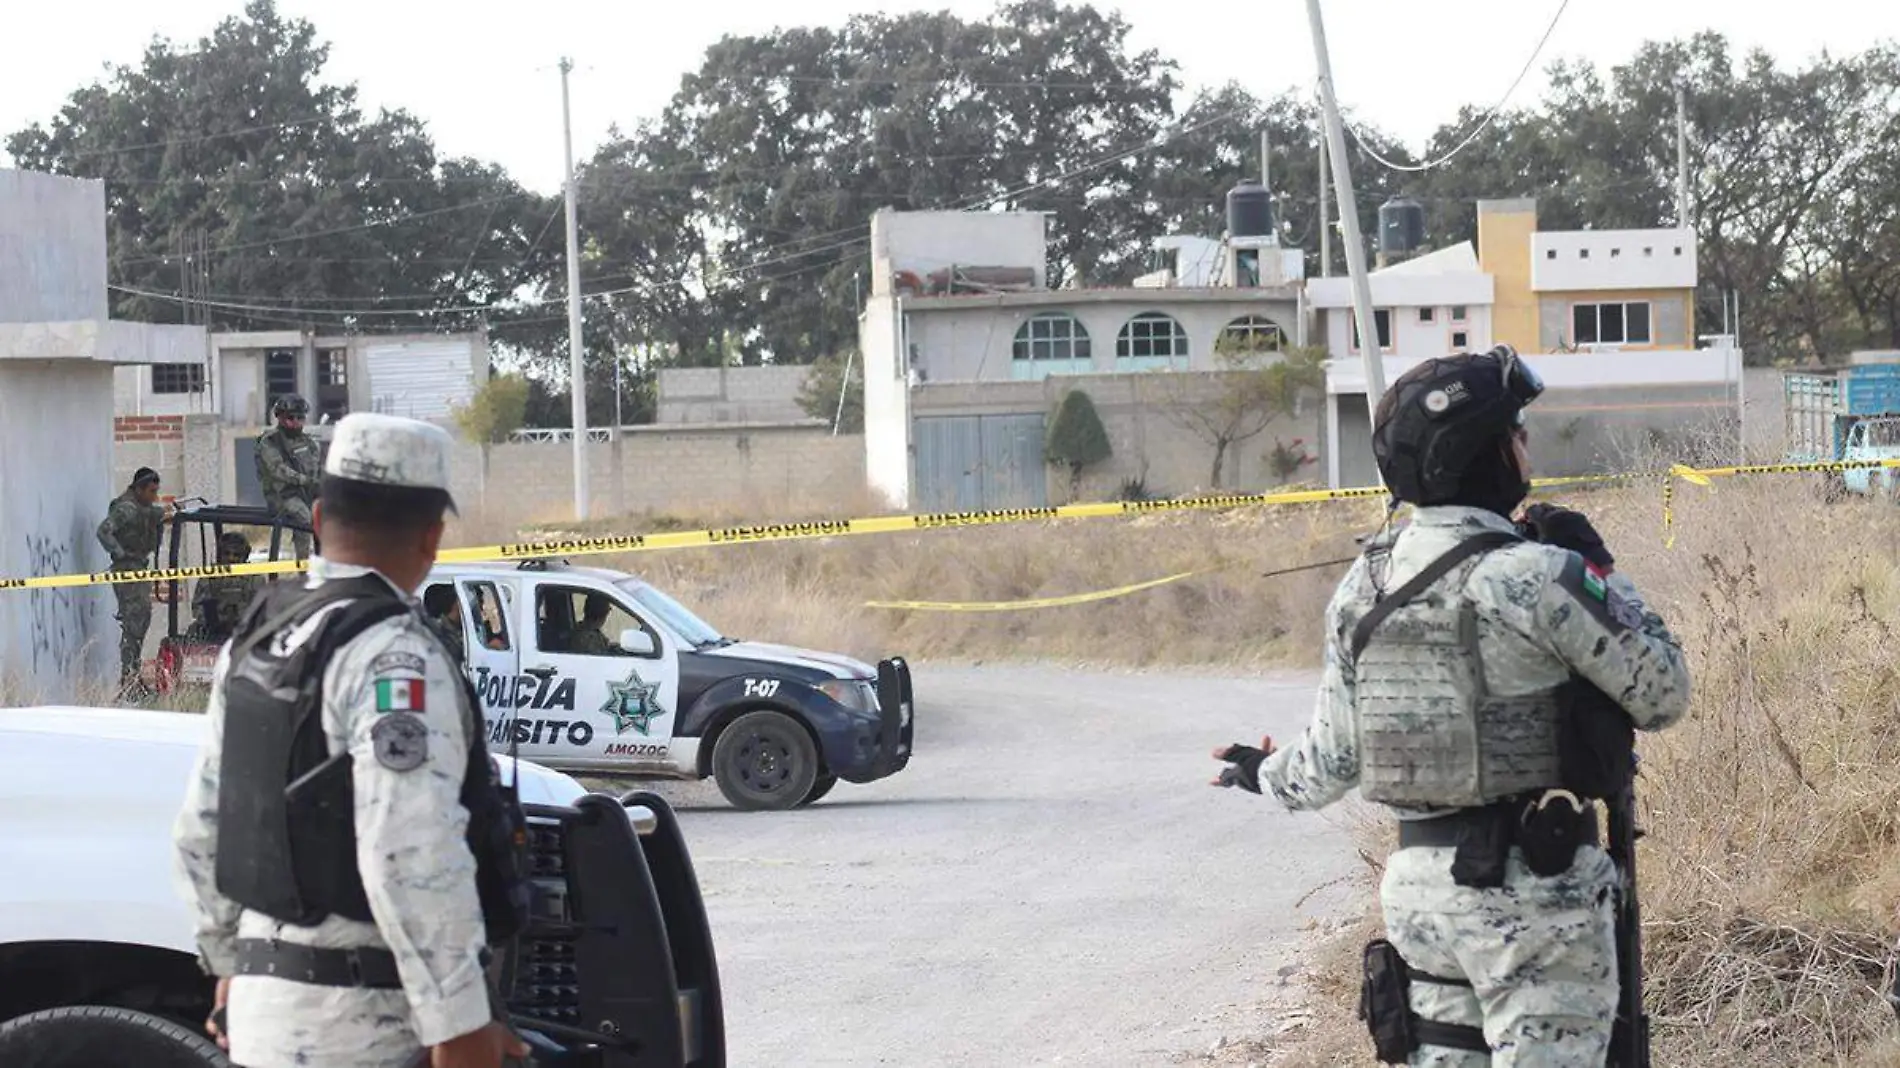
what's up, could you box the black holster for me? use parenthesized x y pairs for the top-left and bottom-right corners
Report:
(1358, 940), (1491, 1063)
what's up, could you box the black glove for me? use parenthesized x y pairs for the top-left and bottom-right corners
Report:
(1519, 503), (1614, 571)
(1213, 743), (1269, 794)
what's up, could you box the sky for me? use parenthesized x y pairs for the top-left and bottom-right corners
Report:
(3, 1), (1897, 195)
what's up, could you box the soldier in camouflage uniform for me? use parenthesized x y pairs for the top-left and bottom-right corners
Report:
(172, 412), (529, 1068)
(96, 467), (166, 695)
(255, 393), (321, 559)
(1212, 346), (1692, 1066)
(191, 533), (261, 642)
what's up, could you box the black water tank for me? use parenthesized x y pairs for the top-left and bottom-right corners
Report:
(1227, 180), (1275, 239)
(1378, 196), (1426, 255)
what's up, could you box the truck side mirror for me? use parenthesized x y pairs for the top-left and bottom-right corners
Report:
(619, 628), (657, 657)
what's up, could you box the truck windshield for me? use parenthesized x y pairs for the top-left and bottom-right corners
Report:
(616, 579), (726, 648)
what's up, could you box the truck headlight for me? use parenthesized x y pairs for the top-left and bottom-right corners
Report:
(818, 679), (875, 713)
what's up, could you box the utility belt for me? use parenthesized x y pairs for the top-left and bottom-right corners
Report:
(1359, 789), (1601, 1063)
(232, 938), (404, 989)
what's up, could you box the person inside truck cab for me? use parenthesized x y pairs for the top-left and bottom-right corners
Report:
(568, 594), (617, 655)
(420, 584), (466, 664)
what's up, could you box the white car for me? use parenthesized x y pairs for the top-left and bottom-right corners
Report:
(0, 704), (724, 1065)
(424, 559), (915, 811)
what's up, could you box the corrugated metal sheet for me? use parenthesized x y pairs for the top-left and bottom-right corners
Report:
(364, 340), (475, 421)
(914, 413), (1047, 510)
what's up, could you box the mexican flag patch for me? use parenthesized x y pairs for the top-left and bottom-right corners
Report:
(1580, 565), (1609, 602)
(375, 677), (425, 713)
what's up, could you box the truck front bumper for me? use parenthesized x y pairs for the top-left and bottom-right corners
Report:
(824, 657), (915, 784)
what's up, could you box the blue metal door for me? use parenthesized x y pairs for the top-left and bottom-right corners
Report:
(913, 414), (1048, 511)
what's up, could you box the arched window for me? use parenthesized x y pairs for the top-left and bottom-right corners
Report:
(1219, 314), (1285, 354)
(1011, 313), (1092, 380)
(1116, 312), (1189, 370)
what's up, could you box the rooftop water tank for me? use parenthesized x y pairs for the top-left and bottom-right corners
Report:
(1227, 180), (1275, 240)
(1378, 196), (1426, 256)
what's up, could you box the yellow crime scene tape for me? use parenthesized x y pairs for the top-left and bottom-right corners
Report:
(3, 459), (1894, 596)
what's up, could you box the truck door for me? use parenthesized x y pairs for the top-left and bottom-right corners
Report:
(522, 578), (681, 772)
(449, 577), (531, 757)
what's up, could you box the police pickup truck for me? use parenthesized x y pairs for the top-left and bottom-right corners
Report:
(425, 559), (914, 811)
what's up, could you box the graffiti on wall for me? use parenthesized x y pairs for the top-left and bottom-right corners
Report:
(23, 531), (95, 678)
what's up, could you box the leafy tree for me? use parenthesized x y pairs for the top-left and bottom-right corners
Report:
(1043, 388), (1112, 499)
(452, 374), (531, 444)
(1165, 342), (1326, 490)
(6, 0), (561, 336)
(796, 350), (864, 432)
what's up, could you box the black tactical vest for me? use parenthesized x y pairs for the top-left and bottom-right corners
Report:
(212, 572), (531, 942)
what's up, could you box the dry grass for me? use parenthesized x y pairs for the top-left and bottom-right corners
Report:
(448, 489), (1390, 671)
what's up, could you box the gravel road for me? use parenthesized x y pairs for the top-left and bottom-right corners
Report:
(636, 663), (1364, 1068)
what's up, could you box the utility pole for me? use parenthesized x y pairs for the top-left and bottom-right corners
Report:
(560, 56), (590, 521)
(1675, 83), (1691, 230)
(1304, 0), (1386, 411)
(1260, 128), (1270, 191)
(1317, 105), (1331, 278)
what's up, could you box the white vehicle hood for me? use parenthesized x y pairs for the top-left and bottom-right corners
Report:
(695, 640), (876, 680)
(0, 705), (589, 956)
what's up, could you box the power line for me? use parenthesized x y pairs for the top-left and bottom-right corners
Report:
(1341, 0), (1571, 174)
(56, 115), (334, 160)
(113, 192), (539, 265)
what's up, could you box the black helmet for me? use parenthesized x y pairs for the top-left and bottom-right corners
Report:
(1371, 344), (1543, 505)
(272, 393), (310, 419)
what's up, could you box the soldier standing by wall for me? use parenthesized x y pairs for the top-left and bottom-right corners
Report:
(256, 394), (321, 559)
(171, 412), (530, 1068)
(96, 466), (166, 698)
(1211, 346), (1692, 1064)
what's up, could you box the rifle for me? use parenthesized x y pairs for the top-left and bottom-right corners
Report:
(1561, 679), (1650, 1068)
(1605, 749), (1650, 1067)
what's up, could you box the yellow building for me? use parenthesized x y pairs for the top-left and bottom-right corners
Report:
(1476, 198), (1697, 353)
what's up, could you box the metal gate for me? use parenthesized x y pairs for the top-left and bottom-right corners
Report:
(913, 413), (1048, 511)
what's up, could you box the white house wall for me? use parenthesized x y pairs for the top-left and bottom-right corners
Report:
(904, 297), (1303, 383)
(1322, 304), (1494, 364)
(859, 295), (911, 508)
(869, 209), (1048, 296)
(1531, 228), (1697, 292)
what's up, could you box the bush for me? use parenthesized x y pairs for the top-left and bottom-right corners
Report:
(1044, 389), (1112, 500)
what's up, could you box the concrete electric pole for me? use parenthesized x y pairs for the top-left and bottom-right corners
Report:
(1304, 0), (1387, 414)
(560, 57), (590, 522)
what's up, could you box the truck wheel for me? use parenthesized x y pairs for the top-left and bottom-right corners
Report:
(800, 773), (839, 807)
(711, 710), (819, 811)
(0, 1005), (228, 1067)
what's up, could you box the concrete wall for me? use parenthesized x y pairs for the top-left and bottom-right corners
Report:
(911, 370), (1325, 501)
(1476, 199), (1539, 353)
(0, 168), (106, 322)
(657, 365), (818, 426)
(861, 295), (911, 508)
(447, 425), (865, 525)
(904, 295), (1303, 383)
(1532, 228), (1696, 292)
(1322, 303), (1494, 361)
(1536, 289), (1694, 351)
(0, 361), (116, 697)
(870, 209), (1047, 296)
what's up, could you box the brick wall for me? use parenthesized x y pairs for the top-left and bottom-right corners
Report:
(110, 415), (188, 496)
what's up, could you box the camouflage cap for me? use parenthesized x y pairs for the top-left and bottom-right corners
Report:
(323, 412), (457, 512)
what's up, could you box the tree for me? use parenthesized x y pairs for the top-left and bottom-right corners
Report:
(633, 1), (1182, 365)
(1043, 388), (1112, 500)
(452, 374), (531, 444)
(1164, 342), (1326, 490)
(6, 0), (560, 335)
(796, 350), (864, 432)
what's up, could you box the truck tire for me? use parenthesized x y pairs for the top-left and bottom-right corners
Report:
(711, 710), (819, 811)
(0, 1005), (228, 1067)
(800, 773), (839, 806)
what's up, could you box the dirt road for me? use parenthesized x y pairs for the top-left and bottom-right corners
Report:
(648, 663), (1365, 1067)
